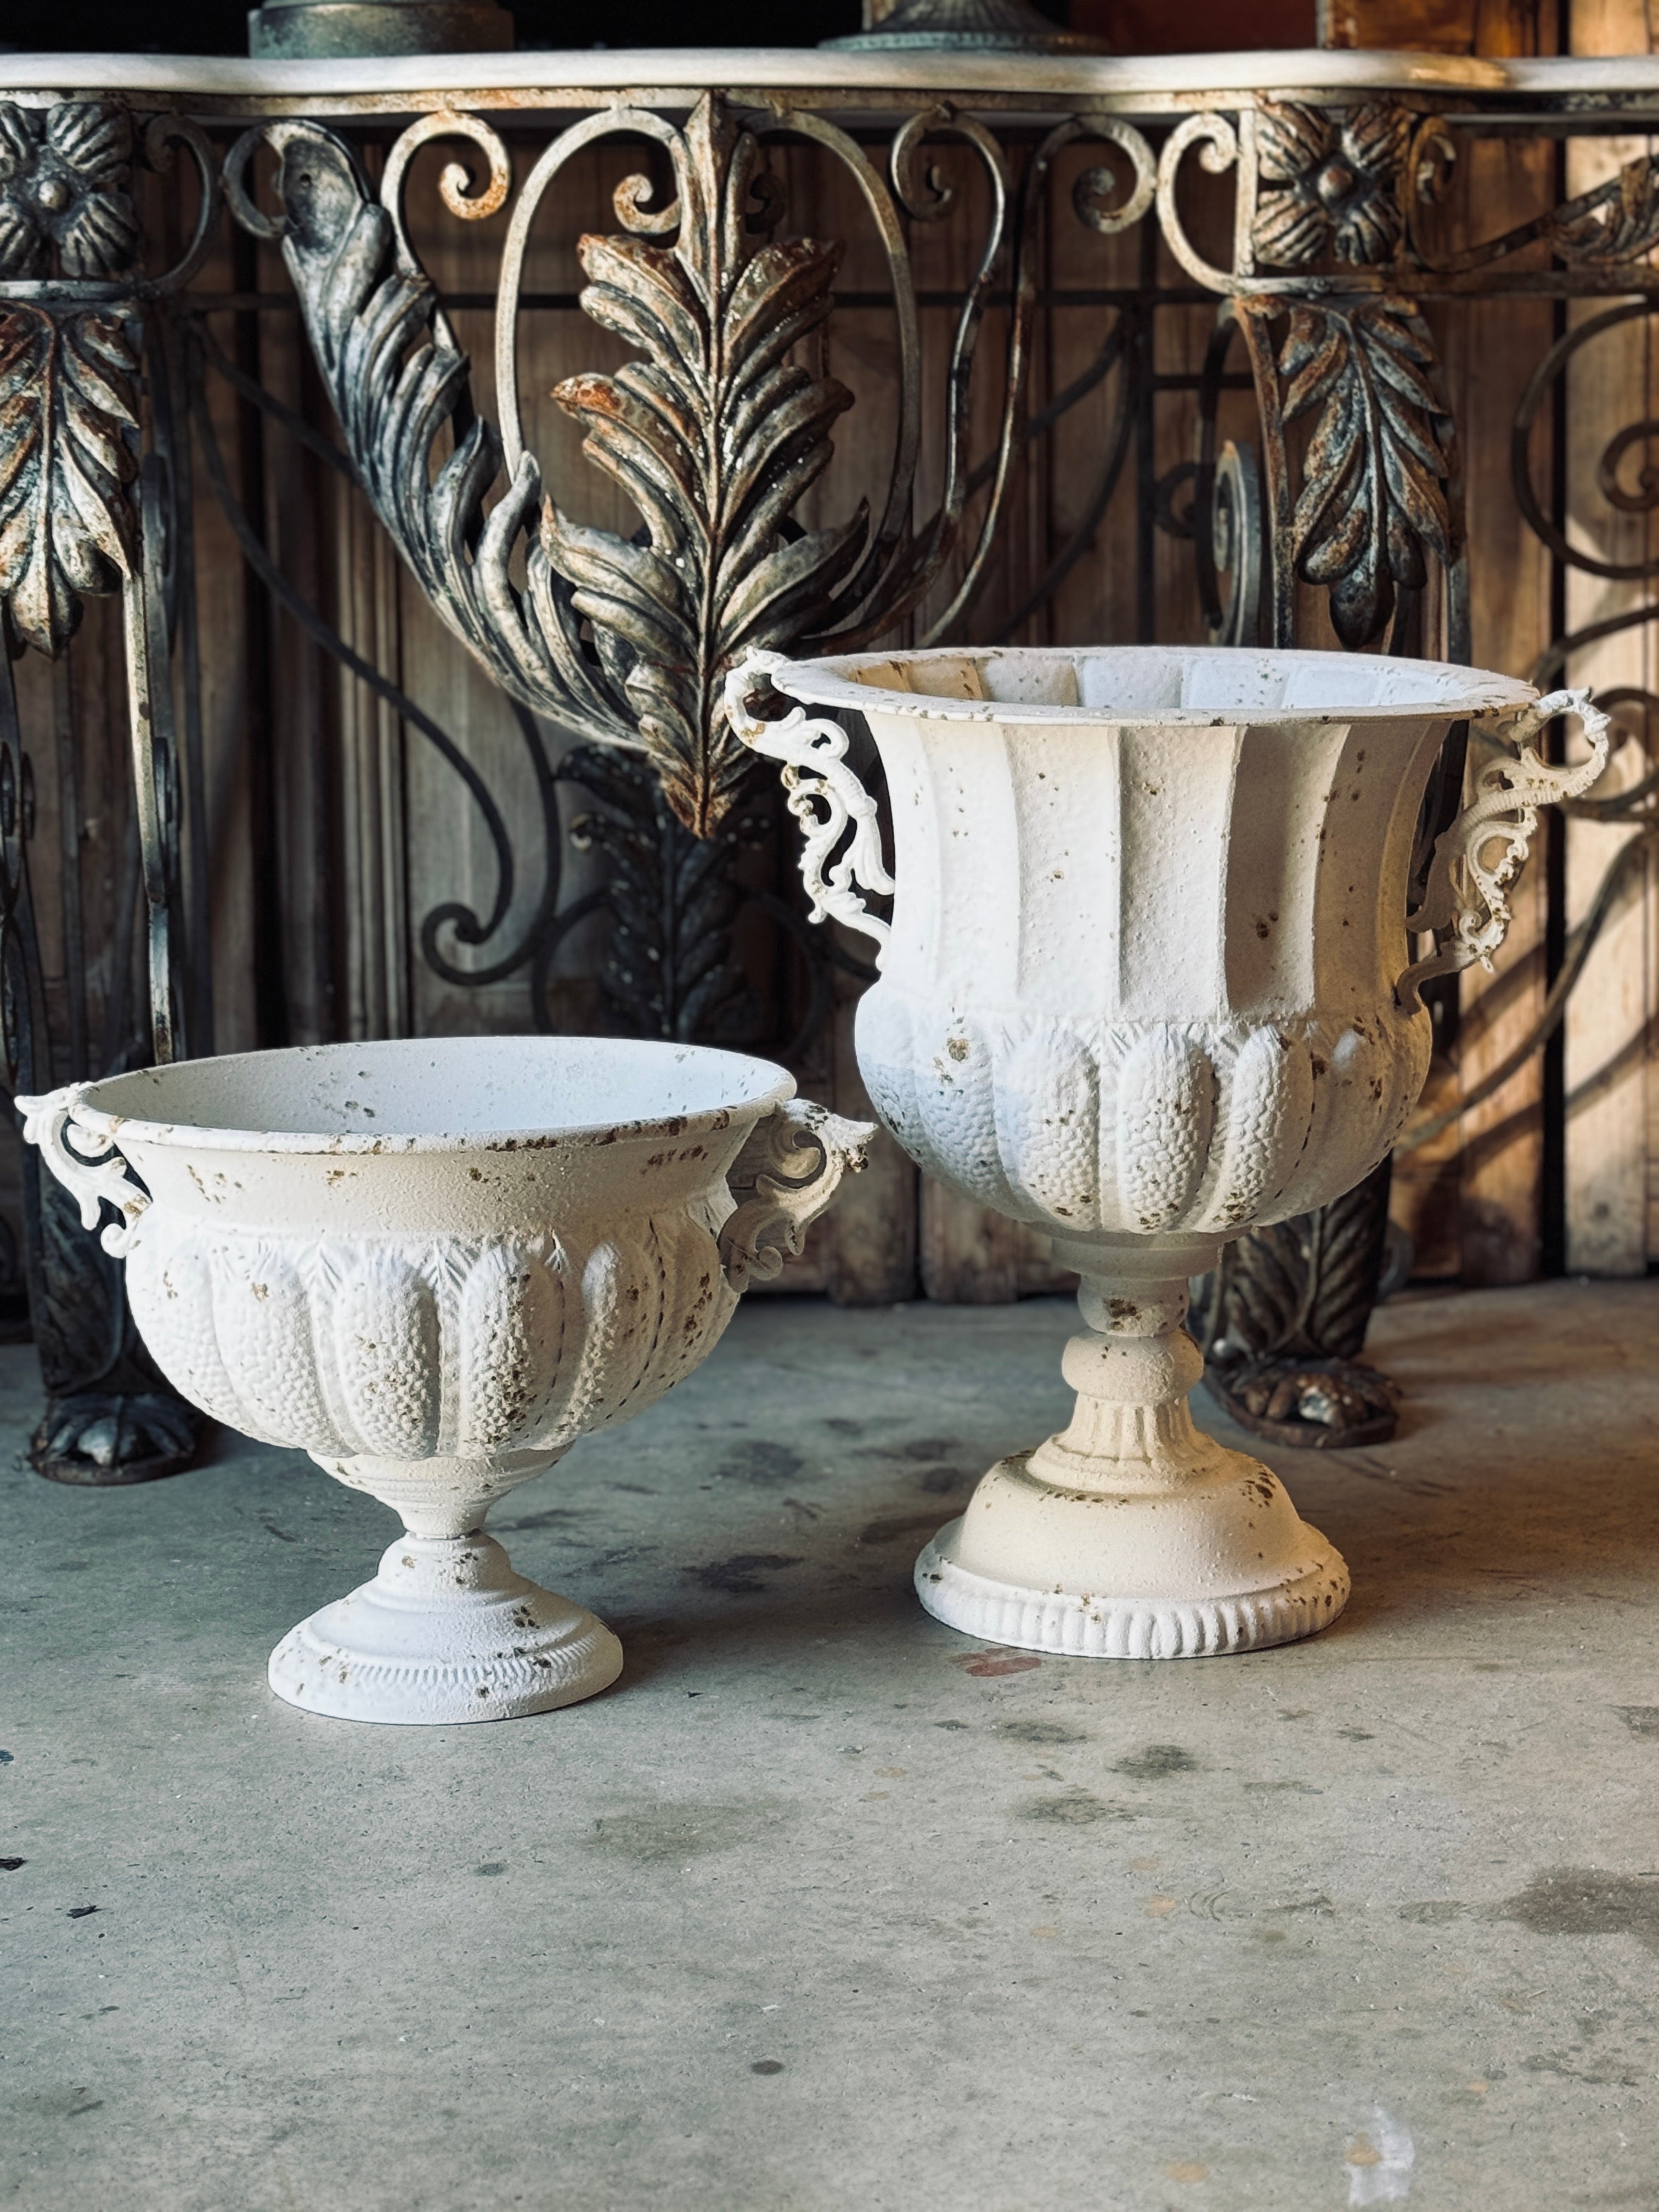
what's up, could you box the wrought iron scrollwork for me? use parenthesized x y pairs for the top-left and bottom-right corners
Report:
(1408, 116), (1659, 281)
(236, 93), (1040, 842)
(1192, 307), (1265, 648)
(0, 91), (205, 1482)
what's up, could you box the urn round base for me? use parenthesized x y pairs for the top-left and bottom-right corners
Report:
(915, 1510), (1350, 1660)
(267, 1533), (622, 1724)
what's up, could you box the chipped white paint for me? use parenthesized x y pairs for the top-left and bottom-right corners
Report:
(20, 1037), (871, 1723)
(736, 645), (1605, 1658)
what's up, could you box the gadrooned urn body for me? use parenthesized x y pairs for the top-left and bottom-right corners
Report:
(796, 645), (1535, 1244)
(71, 1036), (802, 1477)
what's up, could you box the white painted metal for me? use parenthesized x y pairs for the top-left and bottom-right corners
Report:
(735, 644), (1607, 1658)
(20, 1036), (872, 1722)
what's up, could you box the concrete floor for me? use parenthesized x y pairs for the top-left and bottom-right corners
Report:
(3, 1280), (1657, 2211)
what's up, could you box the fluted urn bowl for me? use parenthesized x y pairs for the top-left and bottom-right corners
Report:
(733, 642), (1605, 1660)
(20, 1037), (870, 1722)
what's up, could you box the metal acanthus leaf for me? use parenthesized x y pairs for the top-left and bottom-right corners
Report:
(258, 120), (639, 763)
(548, 100), (867, 838)
(0, 302), (137, 656)
(1274, 296), (1452, 650)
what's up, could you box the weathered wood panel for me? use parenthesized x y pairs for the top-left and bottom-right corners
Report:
(1443, 183), (1558, 1285)
(1561, 0), (1655, 1277)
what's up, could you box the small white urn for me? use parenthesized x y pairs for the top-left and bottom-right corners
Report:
(20, 1037), (871, 1722)
(732, 644), (1606, 1659)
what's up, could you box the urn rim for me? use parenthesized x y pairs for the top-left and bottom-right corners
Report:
(64, 1035), (795, 1159)
(760, 644), (1537, 726)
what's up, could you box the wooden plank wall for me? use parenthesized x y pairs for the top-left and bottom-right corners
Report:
(1561, 0), (1658, 1276)
(1397, 0), (1560, 1286)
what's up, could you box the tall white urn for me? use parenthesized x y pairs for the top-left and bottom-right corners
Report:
(732, 644), (1606, 1659)
(20, 1037), (871, 1722)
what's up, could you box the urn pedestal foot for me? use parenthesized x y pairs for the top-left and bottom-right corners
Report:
(267, 1532), (623, 1725)
(914, 1252), (1349, 1660)
(915, 1494), (1349, 1658)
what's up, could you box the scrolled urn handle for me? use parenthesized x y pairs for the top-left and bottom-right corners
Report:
(15, 1081), (150, 1258)
(719, 1097), (876, 1294)
(725, 651), (895, 950)
(1397, 687), (1611, 1012)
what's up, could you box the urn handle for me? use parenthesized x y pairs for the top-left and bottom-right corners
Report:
(1397, 688), (1611, 1012)
(15, 1081), (151, 1258)
(726, 652), (895, 951)
(719, 1097), (876, 1294)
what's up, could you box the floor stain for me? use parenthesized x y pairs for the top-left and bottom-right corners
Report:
(858, 1513), (951, 1547)
(1018, 1790), (1130, 1826)
(997, 1719), (1090, 1746)
(1521, 2050), (1641, 2086)
(1496, 1866), (1659, 1952)
(950, 1650), (1041, 1678)
(683, 1553), (803, 1595)
(1115, 1744), (1199, 1780)
(917, 1465), (972, 1495)
(581, 1544), (658, 1572)
(1614, 1706), (1659, 1737)
(718, 1442), (804, 1488)
(588, 1799), (787, 1866)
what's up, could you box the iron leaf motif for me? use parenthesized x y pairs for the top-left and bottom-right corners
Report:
(263, 100), (865, 842)
(549, 103), (866, 836)
(265, 122), (658, 787)
(0, 302), (138, 655)
(1275, 296), (1452, 650)
(563, 743), (763, 1040)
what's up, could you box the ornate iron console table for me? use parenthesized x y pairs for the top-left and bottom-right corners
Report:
(2, 44), (1655, 1474)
